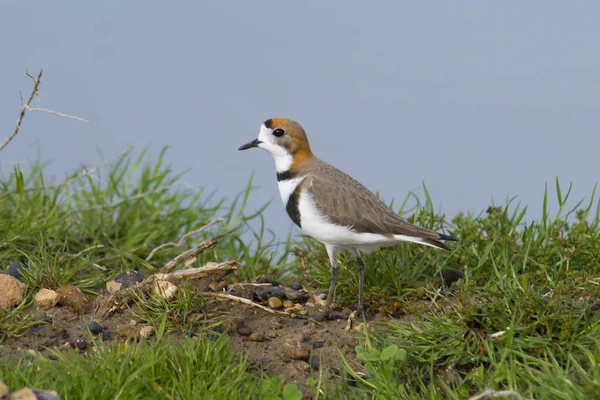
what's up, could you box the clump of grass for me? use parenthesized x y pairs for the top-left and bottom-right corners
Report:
(0, 146), (287, 292)
(0, 299), (45, 343)
(0, 335), (297, 400)
(293, 180), (600, 398)
(128, 281), (224, 338)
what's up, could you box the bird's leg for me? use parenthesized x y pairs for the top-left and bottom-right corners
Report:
(353, 250), (366, 318)
(313, 245), (339, 322)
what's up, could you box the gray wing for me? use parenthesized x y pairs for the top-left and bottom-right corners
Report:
(305, 163), (444, 241)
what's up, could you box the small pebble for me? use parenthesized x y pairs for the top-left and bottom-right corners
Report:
(212, 325), (224, 334)
(139, 326), (154, 339)
(106, 270), (146, 293)
(268, 297), (282, 309)
(116, 325), (142, 339)
(283, 300), (294, 309)
(266, 286), (286, 299)
(312, 340), (325, 349)
(69, 336), (88, 351)
(291, 282), (302, 290)
(257, 274), (270, 284)
(249, 332), (265, 342)
(438, 269), (465, 286)
(47, 354), (59, 361)
(0, 274), (26, 309)
(153, 280), (178, 300)
(6, 261), (27, 281)
(7, 388), (37, 400)
(283, 338), (311, 360)
(34, 289), (59, 310)
(284, 289), (308, 302)
(87, 321), (103, 334)
(237, 326), (252, 336)
(56, 285), (88, 313)
(0, 380), (7, 397)
(101, 329), (115, 341)
(32, 390), (62, 400)
(291, 360), (310, 372)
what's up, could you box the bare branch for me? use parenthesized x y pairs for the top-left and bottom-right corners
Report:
(146, 219), (224, 261)
(26, 106), (95, 125)
(1, 70), (43, 153)
(160, 230), (234, 273)
(1, 69), (95, 155)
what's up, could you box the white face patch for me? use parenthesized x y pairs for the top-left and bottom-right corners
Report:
(256, 124), (293, 172)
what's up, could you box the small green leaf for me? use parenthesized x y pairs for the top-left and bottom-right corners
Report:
(380, 344), (398, 361)
(282, 383), (302, 400)
(355, 346), (381, 362)
(394, 348), (407, 361)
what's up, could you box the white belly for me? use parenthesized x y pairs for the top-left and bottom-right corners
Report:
(296, 189), (399, 252)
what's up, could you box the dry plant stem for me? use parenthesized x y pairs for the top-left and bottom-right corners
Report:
(149, 261), (239, 283)
(72, 244), (105, 258)
(1, 70), (43, 153)
(160, 231), (233, 273)
(26, 107), (94, 125)
(146, 219), (224, 261)
(204, 292), (291, 316)
(1, 69), (95, 155)
(467, 389), (529, 400)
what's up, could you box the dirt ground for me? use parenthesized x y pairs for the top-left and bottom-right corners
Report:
(0, 281), (392, 394)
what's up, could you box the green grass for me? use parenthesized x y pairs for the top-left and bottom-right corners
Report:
(2, 148), (600, 399)
(0, 335), (297, 400)
(294, 180), (600, 399)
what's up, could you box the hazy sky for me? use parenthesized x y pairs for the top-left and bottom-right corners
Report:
(1, 2), (599, 241)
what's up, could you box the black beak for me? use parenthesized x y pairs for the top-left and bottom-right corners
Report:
(238, 139), (261, 151)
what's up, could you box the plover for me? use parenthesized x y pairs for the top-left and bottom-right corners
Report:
(239, 118), (456, 321)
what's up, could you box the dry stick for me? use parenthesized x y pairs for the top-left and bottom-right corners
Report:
(1, 69), (94, 154)
(160, 230), (234, 273)
(146, 219), (224, 261)
(26, 107), (94, 125)
(204, 292), (291, 316)
(1, 70), (43, 153)
(150, 260), (239, 283)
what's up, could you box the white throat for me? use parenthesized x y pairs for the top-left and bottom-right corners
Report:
(256, 124), (293, 173)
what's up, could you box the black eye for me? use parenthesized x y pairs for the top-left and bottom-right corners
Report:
(273, 128), (285, 137)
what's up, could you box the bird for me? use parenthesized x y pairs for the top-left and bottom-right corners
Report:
(238, 118), (457, 321)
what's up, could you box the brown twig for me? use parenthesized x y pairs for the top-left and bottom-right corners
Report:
(149, 260), (239, 283)
(2, 69), (95, 155)
(1, 70), (43, 153)
(160, 230), (234, 273)
(146, 219), (224, 261)
(204, 292), (291, 316)
(26, 107), (94, 125)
